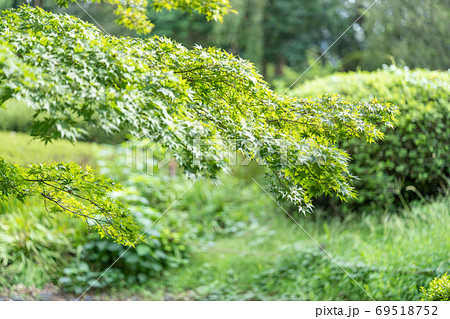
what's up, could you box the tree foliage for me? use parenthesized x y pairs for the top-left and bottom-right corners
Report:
(0, 5), (398, 244)
(361, 0), (450, 70)
(3, 0), (234, 34)
(149, 0), (362, 74)
(0, 159), (142, 245)
(152, 0), (235, 23)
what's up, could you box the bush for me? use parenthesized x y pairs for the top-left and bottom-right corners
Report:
(58, 261), (125, 295)
(58, 149), (190, 293)
(0, 99), (125, 144)
(421, 273), (450, 301)
(0, 100), (33, 132)
(59, 232), (188, 293)
(290, 66), (450, 213)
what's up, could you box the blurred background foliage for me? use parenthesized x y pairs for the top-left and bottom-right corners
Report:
(0, 0), (449, 300)
(2, 0), (448, 83)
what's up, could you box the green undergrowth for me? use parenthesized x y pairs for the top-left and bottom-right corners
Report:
(0, 135), (448, 300)
(134, 194), (449, 300)
(0, 197), (87, 288)
(0, 131), (98, 289)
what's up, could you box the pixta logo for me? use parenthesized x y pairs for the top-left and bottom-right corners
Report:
(126, 134), (293, 175)
(126, 133), (172, 176)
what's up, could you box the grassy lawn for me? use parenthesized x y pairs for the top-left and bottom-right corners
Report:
(0, 131), (98, 166)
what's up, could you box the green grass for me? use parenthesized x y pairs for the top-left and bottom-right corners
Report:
(321, 198), (450, 270)
(136, 194), (450, 300)
(0, 131), (98, 166)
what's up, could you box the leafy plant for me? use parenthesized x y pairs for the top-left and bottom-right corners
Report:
(0, 198), (87, 288)
(58, 260), (125, 294)
(0, 100), (126, 144)
(54, 0), (234, 34)
(58, 205), (189, 292)
(57, 148), (190, 293)
(421, 273), (450, 301)
(0, 159), (143, 245)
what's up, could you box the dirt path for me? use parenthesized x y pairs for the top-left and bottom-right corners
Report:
(0, 284), (145, 301)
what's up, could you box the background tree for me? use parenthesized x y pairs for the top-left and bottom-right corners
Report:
(262, 0), (361, 75)
(360, 0), (450, 70)
(149, 0), (362, 76)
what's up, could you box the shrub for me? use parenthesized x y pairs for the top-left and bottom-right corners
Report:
(58, 148), (190, 293)
(421, 273), (450, 301)
(59, 232), (188, 293)
(0, 100), (33, 132)
(58, 261), (125, 295)
(0, 99), (125, 144)
(291, 66), (450, 213)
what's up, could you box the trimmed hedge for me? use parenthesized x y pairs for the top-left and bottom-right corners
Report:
(0, 100), (33, 132)
(0, 99), (126, 144)
(290, 66), (450, 213)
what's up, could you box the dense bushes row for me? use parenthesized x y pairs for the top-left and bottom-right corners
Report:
(0, 100), (125, 144)
(291, 66), (450, 213)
